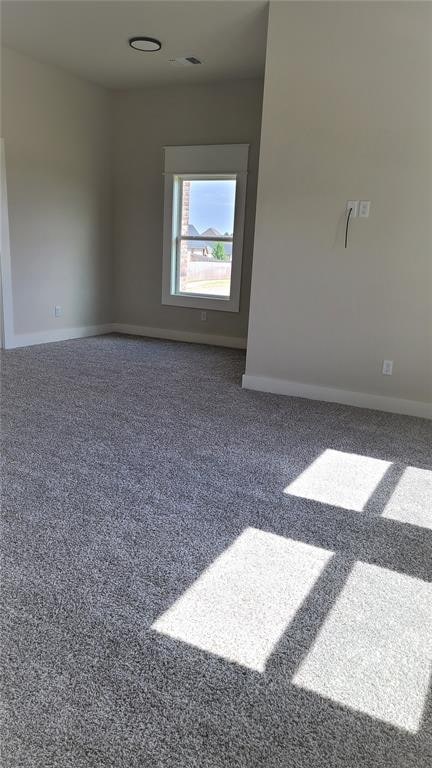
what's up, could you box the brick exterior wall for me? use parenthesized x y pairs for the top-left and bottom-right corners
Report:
(179, 180), (191, 291)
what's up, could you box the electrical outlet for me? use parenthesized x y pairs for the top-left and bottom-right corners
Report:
(359, 200), (371, 218)
(54, 305), (63, 318)
(200, 311), (207, 321)
(382, 360), (393, 376)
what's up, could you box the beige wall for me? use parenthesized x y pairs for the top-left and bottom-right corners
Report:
(113, 79), (263, 340)
(246, 1), (432, 405)
(1, 47), (113, 337)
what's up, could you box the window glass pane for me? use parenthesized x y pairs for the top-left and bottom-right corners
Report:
(181, 178), (236, 237)
(177, 177), (236, 298)
(178, 239), (231, 297)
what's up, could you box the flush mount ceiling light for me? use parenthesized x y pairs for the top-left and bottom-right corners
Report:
(129, 37), (162, 52)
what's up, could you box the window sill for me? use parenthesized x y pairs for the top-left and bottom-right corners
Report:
(162, 292), (240, 313)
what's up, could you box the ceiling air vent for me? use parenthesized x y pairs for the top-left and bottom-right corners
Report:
(169, 56), (203, 66)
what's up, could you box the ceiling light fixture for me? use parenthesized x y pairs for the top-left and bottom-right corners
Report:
(129, 37), (162, 52)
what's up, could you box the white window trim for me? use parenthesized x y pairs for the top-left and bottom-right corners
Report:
(162, 144), (249, 313)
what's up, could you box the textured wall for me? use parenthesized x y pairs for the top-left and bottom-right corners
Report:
(246, 1), (432, 405)
(1, 47), (113, 336)
(113, 79), (263, 340)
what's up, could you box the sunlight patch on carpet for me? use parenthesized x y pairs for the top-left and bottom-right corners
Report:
(152, 528), (333, 672)
(382, 467), (432, 530)
(293, 562), (432, 732)
(284, 449), (392, 512)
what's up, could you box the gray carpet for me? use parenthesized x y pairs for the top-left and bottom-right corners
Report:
(1, 334), (431, 768)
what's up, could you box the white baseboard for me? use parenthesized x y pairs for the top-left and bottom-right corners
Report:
(112, 323), (247, 350)
(5, 323), (113, 350)
(4, 322), (246, 350)
(242, 373), (432, 420)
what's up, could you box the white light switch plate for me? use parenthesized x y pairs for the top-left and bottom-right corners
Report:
(359, 200), (371, 218)
(347, 201), (359, 217)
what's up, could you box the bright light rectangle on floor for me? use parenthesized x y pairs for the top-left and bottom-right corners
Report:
(284, 449), (391, 511)
(383, 467), (432, 530)
(152, 528), (333, 672)
(293, 562), (432, 732)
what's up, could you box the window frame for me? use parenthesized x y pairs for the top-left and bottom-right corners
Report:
(162, 145), (249, 313)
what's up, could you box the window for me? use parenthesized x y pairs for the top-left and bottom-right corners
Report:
(162, 145), (249, 312)
(175, 176), (236, 299)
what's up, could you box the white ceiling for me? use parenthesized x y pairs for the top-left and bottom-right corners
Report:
(1, 1), (269, 89)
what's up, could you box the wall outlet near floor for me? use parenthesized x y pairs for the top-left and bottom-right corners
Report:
(200, 311), (207, 321)
(54, 305), (63, 318)
(382, 360), (393, 375)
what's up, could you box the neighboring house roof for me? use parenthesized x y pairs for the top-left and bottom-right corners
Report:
(190, 241), (213, 250)
(200, 227), (222, 238)
(186, 224), (232, 254)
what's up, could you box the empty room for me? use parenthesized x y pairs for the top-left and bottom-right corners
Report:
(1, 1), (431, 766)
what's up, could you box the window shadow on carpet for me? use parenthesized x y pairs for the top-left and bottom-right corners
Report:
(151, 448), (432, 748)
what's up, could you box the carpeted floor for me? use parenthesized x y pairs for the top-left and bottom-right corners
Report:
(1, 334), (431, 768)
